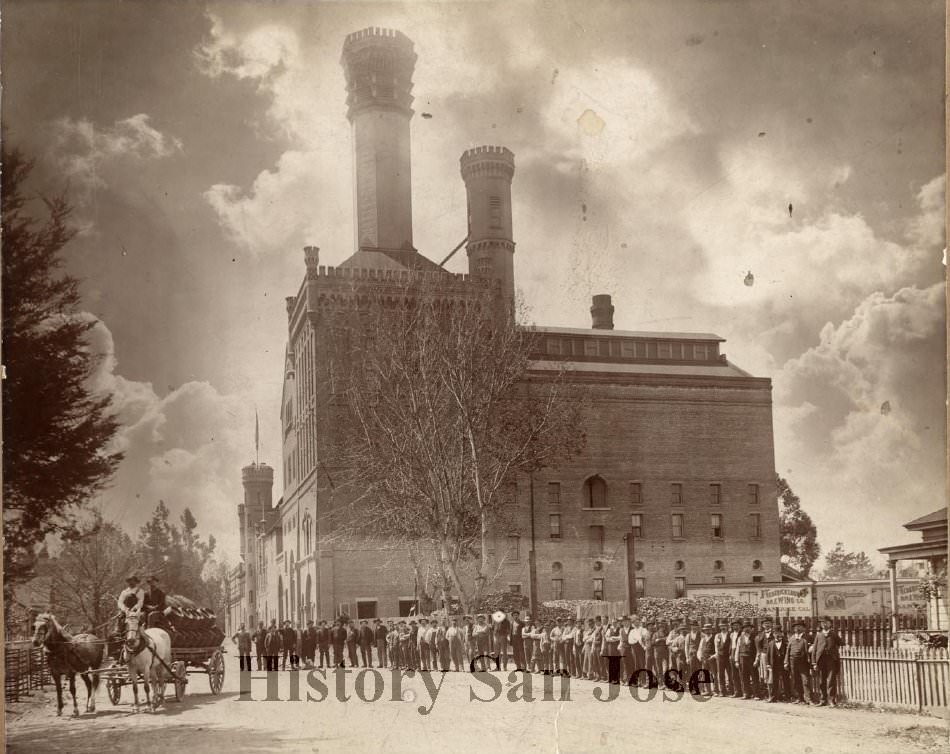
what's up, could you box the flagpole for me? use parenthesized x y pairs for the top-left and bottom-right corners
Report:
(255, 410), (260, 466)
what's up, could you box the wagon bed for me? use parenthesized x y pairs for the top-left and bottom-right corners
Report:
(100, 643), (226, 704)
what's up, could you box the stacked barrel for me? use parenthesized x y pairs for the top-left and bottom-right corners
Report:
(164, 595), (225, 648)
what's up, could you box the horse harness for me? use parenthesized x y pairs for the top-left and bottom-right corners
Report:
(125, 629), (176, 679)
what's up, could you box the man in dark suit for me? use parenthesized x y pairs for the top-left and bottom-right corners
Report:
(331, 619), (347, 667)
(280, 621), (296, 670)
(510, 611), (525, 671)
(766, 624), (790, 702)
(142, 576), (167, 630)
(302, 620), (317, 668)
(316, 620), (331, 668)
(358, 619), (374, 667)
(253, 621), (267, 671)
(754, 618), (774, 699)
(811, 616), (842, 706)
(264, 623), (281, 672)
(374, 619), (389, 668)
(735, 622), (758, 699)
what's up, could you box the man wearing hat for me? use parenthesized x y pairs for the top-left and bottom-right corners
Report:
(811, 616), (841, 706)
(668, 624), (689, 678)
(734, 622), (758, 699)
(510, 610), (526, 671)
(696, 623), (716, 697)
(786, 621), (812, 704)
(141, 575), (167, 629)
(755, 618), (775, 699)
(686, 621), (703, 679)
(728, 619), (744, 698)
(766, 624), (790, 702)
(116, 575), (145, 637)
(472, 614), (491, 671)
(652, 621), (669, 684)
(713, 622), (732, 696)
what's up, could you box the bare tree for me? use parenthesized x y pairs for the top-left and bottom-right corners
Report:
(331, 277), (584, 612)
(47, 513), (137, 632)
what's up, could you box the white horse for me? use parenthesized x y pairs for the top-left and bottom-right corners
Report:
(122, 609), (171, 712)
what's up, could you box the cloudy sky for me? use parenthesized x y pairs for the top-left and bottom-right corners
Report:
(4, 0), (945, 568)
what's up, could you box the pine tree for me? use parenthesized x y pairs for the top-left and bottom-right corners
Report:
(2, 146), (123, 585)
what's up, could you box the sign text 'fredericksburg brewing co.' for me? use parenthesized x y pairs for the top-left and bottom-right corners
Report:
(237, 661), (716, 715)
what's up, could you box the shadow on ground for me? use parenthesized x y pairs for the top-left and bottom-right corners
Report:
(7, 720), (286, 754)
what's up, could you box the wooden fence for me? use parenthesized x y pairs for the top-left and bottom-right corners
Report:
(5, 640), (51, 702)
(839, 646), (948, 712)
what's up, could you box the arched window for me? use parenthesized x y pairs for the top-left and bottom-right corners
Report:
(302, 515), (313, 555)
(583, 475), (608, 508)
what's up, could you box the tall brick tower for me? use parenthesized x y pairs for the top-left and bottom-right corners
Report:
(239, 462), (273, 626)
(460, 146), (516, 308)
(341, 28), (417, 255)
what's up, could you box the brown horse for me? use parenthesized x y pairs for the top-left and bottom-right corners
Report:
(31, 612), (105, 716)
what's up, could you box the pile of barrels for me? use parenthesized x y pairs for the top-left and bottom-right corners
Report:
(165, 595), (225, 648)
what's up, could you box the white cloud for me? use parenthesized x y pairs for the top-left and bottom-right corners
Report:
(52, 114), (182, 188)
(83, 317), (262, 559)
(773, 283), (946, 568)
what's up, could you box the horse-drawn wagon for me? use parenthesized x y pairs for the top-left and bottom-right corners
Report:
(100, 594), (226, 707)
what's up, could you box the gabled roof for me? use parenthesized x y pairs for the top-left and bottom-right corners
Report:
(904, 508), (947, 530)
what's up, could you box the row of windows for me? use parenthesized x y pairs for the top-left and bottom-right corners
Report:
(547, 513), (762, 543)
(545, 337), (720, 362)
(543, 479), (761, 507)
(530, 575), (765, 602)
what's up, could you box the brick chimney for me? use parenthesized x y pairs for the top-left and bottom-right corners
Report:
(591, 294), (614, 330)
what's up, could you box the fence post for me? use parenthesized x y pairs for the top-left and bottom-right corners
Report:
(914, 654), (924, 713)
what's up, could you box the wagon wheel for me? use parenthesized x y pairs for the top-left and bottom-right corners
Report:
(171, 661), (187, 702)
(208, 649), (225, 694)
(107, 677), (123, 705)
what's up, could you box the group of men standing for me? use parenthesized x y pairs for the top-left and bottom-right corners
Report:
(229, 612), (842, 707)
(232, 618), (390, 672)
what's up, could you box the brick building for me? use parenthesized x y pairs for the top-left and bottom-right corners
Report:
(230, 27), (781, 628)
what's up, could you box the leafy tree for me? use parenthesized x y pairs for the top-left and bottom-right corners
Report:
(135, 501), (221, 611)
(2, 146), (122, 587)
(334, 278), (584, 612)
(777, 475), (820, 577)
(820, 542), (877, 580)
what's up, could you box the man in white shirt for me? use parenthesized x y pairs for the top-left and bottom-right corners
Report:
(627, 615), (646, 683)
(116, 575), (145, 637)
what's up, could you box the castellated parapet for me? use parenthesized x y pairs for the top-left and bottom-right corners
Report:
(341, 27), (417, 119)
(460, 146), (516, 181)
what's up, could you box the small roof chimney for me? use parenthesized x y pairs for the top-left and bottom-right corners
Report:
(591, 294), (614, 330)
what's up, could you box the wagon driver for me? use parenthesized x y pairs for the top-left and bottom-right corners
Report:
(116, 574), (145, 635)
(143, 575), (167, 629)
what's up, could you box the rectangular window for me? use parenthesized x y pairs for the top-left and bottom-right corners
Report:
(609, 340), (622, 357)
(657, 342), (672, 359)
(547, 482), (561, 505)
(546, 338), (561, 355)
(711, 514), (723, 539)
(598, 340), (610, 357)
(398, 599), (419, 617)
(630, 482), (642, 505)
(549, 514), (561, 539)
(589, 525), (605, 556)
(672, 513), (684, 539)
(572, 339), (585, 356)
(489, 196), (502, 228)
(752, 575), (764, 583)
(671, 483), (682, 505)
(748, 483), (760, 505)
(593, 578), (605, 601)
(635, 577), (645, 597)
(693, 344), (707, 360)
(507, 535), (521, 562)
(621, 340), (636, 358)
(713, 576), (725, 584)
(551, 579), (564, 600)
(709, 483), (721, 505)
(508, 583), (521, 595)
(631, 513), (643, 538)
(584, 339), (598, 356)
(674, 577), (686, 598)
(503, 481), (517, 505)
(749, 513), (761, 539)
(356, 600), (378, 619)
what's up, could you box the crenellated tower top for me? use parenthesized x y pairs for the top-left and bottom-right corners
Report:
(341, 27), (417, 120)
